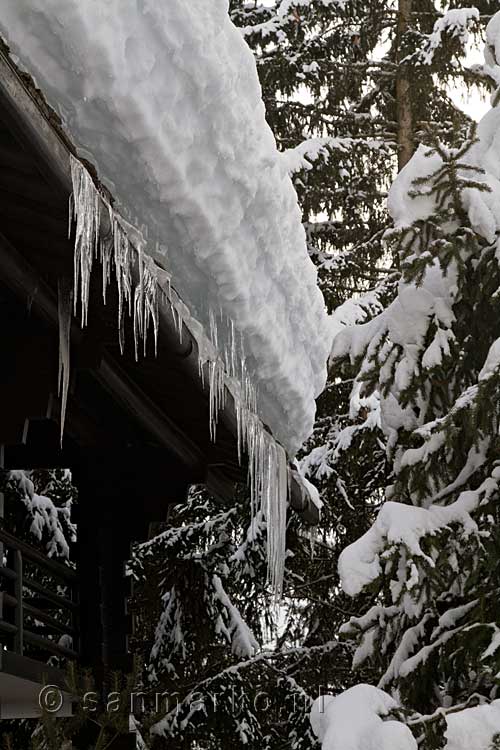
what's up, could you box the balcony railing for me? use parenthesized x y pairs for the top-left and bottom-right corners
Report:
(0, 525), (79, 663)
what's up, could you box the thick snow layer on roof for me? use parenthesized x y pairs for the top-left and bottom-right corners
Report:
(0, 0), (329, 454)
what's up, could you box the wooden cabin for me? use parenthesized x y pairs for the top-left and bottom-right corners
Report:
(0, 39), (318, 740)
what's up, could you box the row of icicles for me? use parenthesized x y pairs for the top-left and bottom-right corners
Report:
(58, 155), (287, 597)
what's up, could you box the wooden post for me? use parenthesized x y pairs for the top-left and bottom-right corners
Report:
(396, 0), (414, 171)
(13, 549), (23, 655)
(0, 445), (4, 631)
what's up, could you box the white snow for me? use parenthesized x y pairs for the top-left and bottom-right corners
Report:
(319, 14), (500, 750)
(7, 470), (76, 559)
(331, 259), (458, 447)
(280, 136), (389, 175)
(416, 8), (479, 66)
(310, 685), (417, 750)
(445, 701), (500, 750)
(387, 96), (500, 246)
(334, 10), (500, 599)
(213, 574), (258, 658)
(0, 0), (329, 456)
(68, 155), (290, 596)
(311, 688), (500, 750)
(338, 466), (500, 598)
(485, 11), (500, 91)
(239, 0), (344, 40)
(294, 460), (324, 511)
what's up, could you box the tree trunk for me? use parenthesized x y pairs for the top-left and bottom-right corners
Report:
(396, 0), (414, 170)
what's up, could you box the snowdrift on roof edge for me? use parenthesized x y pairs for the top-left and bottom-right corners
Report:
(0, 0), (330, 454)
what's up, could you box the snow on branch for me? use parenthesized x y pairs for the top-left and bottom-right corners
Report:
(413, 8), (480, 66)
(212, 574), (258, 658)
(311, 685), (500, 750)
(310, 685), (417, 750)
(239, 0), (344, 39)
(0, 0), (331, 456)
(7, 470), (76, 559)
(280, 137), (390, 175)
(338, 467), (500, 598)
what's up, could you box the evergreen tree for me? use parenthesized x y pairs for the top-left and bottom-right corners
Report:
(127, 488), (370, 749)
(317, 9), (500, 748)
(0, 468), (76, 559)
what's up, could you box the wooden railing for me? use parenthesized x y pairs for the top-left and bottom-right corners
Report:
(0, 526), (79, 662)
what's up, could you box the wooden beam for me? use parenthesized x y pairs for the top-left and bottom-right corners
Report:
(95, 359), (205, 471)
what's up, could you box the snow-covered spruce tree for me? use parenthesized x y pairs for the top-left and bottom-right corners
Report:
(231, 0), (486, 308)
(128, 487), (343, 749)
(312, 12), (500, 750)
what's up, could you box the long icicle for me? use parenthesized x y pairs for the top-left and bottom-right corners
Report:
(70, 156), (99, 327)
(57, 277), (73, 447)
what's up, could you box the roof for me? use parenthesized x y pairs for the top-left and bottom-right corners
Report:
(0, 31), (321, 598)
(0, 0), (330, 456)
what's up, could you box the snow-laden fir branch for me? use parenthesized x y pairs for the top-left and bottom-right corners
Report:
(6, 470), (76, 559)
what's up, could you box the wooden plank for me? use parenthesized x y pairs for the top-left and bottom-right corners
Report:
(0, 230), (205, 473)
(23, 577), (76, 612)
(0, 621), (17, 635)
(0, 165), (63, 207)
(0, 648), (69, 689)
(0, 566), (17, 582)
(23, 628), (78, 660)
(0, 142), (38, 174)
(23, 601), (75, 637)
(96, 359), (205, 472)
(13, 550), (23, 654)
(0, 194), (66, 233)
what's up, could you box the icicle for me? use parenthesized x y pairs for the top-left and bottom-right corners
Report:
(70, 155), (100, 327)
(113, 217), (133, 354)
(197, 348), (206, 389)
(208, 358), (226, 442)
(99, 209), (114, 305)
(57, 278), (73, 447)
(209, 308), (219, 352)
(267, 440), (287, 599)
(68, 156), (289, 598)
(234, 377), (287, 598)
(229, 318), (236, 379)
(144, 257), (160, 357)
(177, 304), (183, 343)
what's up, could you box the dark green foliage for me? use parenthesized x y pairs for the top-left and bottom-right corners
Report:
(334, 107), (500, 745)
